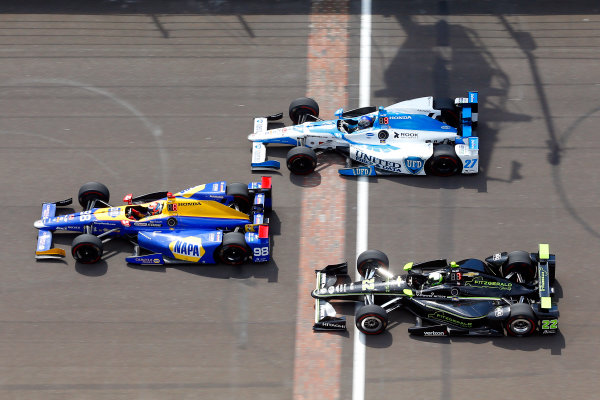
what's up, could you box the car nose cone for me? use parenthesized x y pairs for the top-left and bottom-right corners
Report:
(34, 220), (46, 229)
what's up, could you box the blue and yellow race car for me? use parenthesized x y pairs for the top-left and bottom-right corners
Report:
(34, 178), (272, 265)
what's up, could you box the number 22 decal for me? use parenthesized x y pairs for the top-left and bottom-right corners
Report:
(464, 159), (478, 168)
(541, 319), (558, 329)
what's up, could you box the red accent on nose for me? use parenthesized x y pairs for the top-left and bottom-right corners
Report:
(258, 225), (269, 239)
(123, 194), (133, 204)
(261, 176), (272, 190)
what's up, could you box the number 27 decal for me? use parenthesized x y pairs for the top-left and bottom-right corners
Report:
(464, 159), (478, 168)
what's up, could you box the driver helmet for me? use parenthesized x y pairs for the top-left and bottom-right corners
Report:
(427, 271), (444, 286)
(147, 202), (162, 216)
(357, 115), (373, 129)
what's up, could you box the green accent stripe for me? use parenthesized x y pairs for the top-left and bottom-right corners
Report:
(403, 262), (413, 271)
(539, 243), (550, 260)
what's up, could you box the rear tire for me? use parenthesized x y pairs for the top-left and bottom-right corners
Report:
(286, 146), (317, 175)
(506, 303), (536, 337)
(502, 251), (535, 283)
(289, 97), (319, 124)
(355, 304), (389, 335)
(71, 234), (103, 264)
(226, 182), (251, 214)
(356, 250), (389, 278)
(217, 232), (250, 265)
(433, 97), (459, 128)
(78, 182), (110, 209)
(425, 144), (462, 176)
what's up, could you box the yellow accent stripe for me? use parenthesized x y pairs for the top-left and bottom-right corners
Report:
(36, 248), (66, 257)
(403, 262), (413, 271)
(539, 243), (550, 260)
(541, 297), (551, 309)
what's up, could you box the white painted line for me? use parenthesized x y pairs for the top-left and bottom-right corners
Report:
(353, 1), (371, 400)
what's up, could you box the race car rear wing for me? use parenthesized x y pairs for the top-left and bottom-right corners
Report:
(313, 262), (350, 332)
(251, 117), (281, 171)
(34, 200), (71, 260)
(456, 91), (478, 138)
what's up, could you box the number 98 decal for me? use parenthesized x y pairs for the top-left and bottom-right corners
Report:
(253, 247), (269, 257)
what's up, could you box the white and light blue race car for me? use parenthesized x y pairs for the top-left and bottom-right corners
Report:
(248, 92), (478, 176)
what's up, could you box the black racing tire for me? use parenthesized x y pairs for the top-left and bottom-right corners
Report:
(286, 146), (317, 175)
(78, 182), (110, 209)
(226, 182), (251, 214)
(217, 232), (250, 265)
(502, 250), (535, 283)
(289, 97), (319, 124)
(356, 249), (389, 278)
(433, 97), (459, 128)
(425, 144), (462, 177)
(506, 303), (537, 337)
(71, 234), (103, 264)
(355, 304), (389, 335)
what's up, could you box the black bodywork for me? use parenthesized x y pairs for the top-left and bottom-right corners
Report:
(312, 246), (558, 337)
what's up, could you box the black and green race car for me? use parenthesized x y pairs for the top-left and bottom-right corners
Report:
(312, 244), (558, 337)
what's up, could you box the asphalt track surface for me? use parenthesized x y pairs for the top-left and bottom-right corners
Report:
(1, 1), (600, 399)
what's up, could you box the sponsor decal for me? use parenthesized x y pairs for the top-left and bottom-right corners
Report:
(37, 231), (50, 249)
(42, 207), (50, 219)
(494, 307), (504, 317)
(465, 279), (512, 290)
(427, 311), (473, 328)
(108, 208), (121, 218)
(69, 215), (75, 220)
(177, 202), (199, 207)
(424, 331), (446, 336)
(400, 132), (418, 138)
(316, 321), (345, 329)
(404, 156), (424, 174)
(492, 253), (501, 261)
(378, 130), (389, 140)
(366, 132), (374, 137)
(354, 150), (402, 173)
(121, 220), (131, 227)
(133, 222), (163, 227)
(390, 115), (411, 120)
(169, 236), (205, 262)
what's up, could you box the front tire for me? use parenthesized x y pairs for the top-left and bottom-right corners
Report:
(289, 97), (319, 124)
(217, 232), (250, 265)
(356, 250), (389, 279)
(71, 234), (103, 264)
(286, 146), (317, 175)
(78, 182), (110, 209)
(226, 182), (251, 214)
(425, 144), (462, 176)
(506, 303), (537, 337)
(355, 304), (389, 335)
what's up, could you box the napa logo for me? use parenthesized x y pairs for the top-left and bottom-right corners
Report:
(169, 236), (205, 262)
(404, 156), (424, 174)
(175, 184), (206, 198)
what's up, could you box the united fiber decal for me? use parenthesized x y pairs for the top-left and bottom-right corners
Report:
(169, 236), (205, 262)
